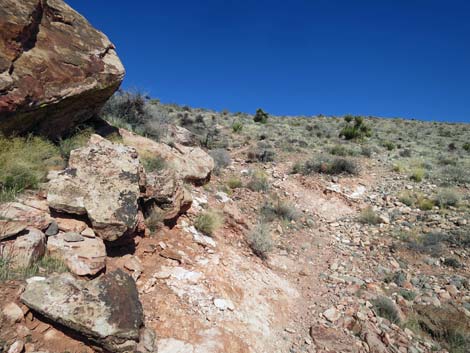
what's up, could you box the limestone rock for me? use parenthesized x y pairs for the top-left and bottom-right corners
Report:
(21, 269), (144, 352)
(47, 232), (106, 276)
(0, 0), (125, 138)
(2, 228), (46, 268)
(47, 135), (144, 241)
(119, 128), (214, 185)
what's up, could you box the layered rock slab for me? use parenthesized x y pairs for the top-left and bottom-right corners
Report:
(21, 269), (144, 352)
(0, 0), (125, 138)
(119, 128), (214, 185)
(47, 135), (144, 241)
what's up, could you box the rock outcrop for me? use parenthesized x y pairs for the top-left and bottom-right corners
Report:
(119, 128), (214, 185)
(0, 0), (125, 138)
(2, 228), (46, 268)
(21, 269), (145, 352)
(47, 135), (144, 241)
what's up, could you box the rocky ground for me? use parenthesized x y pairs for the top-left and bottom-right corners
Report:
(1, 118), (469, 353)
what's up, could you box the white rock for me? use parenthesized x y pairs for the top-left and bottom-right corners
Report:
(214, 298), (235, 311)
(2, 302), (23, 323)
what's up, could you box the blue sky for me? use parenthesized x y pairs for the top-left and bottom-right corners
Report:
(67, 0), (470, 122)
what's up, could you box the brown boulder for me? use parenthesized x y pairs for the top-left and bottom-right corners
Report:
(0, 0), (125, 137)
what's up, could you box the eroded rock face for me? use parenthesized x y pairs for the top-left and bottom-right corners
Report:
(47, 232), (106, 276)
(143, 169), (193, 223)
(21, 269), (144, 352)
(0, 0), (125, 138)
(119, 128), (214, 185)
(47, 135), (144, 241)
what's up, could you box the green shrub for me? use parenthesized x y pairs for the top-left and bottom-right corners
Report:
(195, 210), (223, 236)
(142, 156), (166, 172)
(463, 143), (470, 152)
(247, 170), (270, 192)
(358, 206), (381, 225)
(410, 168), (425, 182)
(383, 141), (396, 151)
(253, 108), (269, 124)
(261, 199), (299, 222)
(226, 177), (243, 189)
(0, 135), (62, 202)
(417, 197), (434, 211)
(372, 296), (401, 324)
(231, 121), (243, 133)
(301, 156), (359, 176)
(248, 222), (273, 259)
(209, 149), (231, 174)
(398, 191), (414, 206)
(58, 128), (94, 161)
(329, 145), (356, 156)
(435, 188), (460, 208)
(339, 116), (372, 140)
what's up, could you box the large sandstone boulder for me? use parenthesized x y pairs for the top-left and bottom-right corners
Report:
(0, 0), (125, 137)
(120, 128), (214, 184)
(47, 135), (144, 241)
(1, 228), (46, 268)
(21, 269), (145, 352)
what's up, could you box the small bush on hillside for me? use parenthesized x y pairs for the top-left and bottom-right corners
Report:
(410, 168), (425, 182)
(248, 222), (273, 259)
(339, 115), (372, 140)
(253, 108), (269, 124)
(399, 149), (412, 158)
(358, 206), (381, 225)
(0, 135), (62, 202)
(329, 145), (357, 157)
(361, 145), (373, 157)
(232, 121), (243, 133)
(247, 148), (275, 163)
(435, 188), (460, 208)
(58, 128), (94, 161)
(463, 143), (470, 152)
(209, 149), (231, 174)
(300, 156), (359, 176)
(145, 206), (166, 232)
(247, 170), (269, 192)
(142, 156), (166, 173)
(372, 296), (401, 324)
(195, 210), (223, 236)
(226, 177), (243, 189)
(261, 199), (299, 222)
(383, 141), (396, 151)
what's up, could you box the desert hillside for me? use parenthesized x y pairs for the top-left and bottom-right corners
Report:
(1, 1), (470, 353)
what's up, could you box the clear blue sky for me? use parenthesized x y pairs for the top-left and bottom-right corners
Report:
(67, 0), (470, 122)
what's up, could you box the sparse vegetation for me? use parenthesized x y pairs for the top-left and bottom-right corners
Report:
(247, 170), (270, 192)
(248, 222), (273, 259)
(226, 176), (243, 189)
(339, 115), (372, 140)
(0, 255), (67, 283)
(297, 155), (359, 175)
(358, 206), (381, 225)
(195, 210), (223, 236)
(142, 156), (166, 173)
(372, 296), (402, 324)
(261, 198), (299, 222)
(253, 108), (269, 124)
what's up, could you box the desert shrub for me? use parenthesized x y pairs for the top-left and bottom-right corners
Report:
(406, 232), (446, 257)
(142, 156), (166, 173)
(372, 296), (401, 324)
(247, 170), (270, 192)
(361, 145), (373, 157)
(209, 149), (231, 174)
(339, 116), (372, 140)
(247, 148), (275, 163)
(417, 197), (434, 211)
(145, 206), (166, 232)
(101, 90), (169, 140)
(383, 141), (396, 151)
(463, 143), (470, 152)
(248, 222), (273, 259)
(435, 188), (460, 208)
(410, 168), (425, 182)
(398, 191), (415, 206)
(253, 108), (269, 124)
(195, 210), (223, 236)
(226, 177), (243, 189)
(398, 289), (417, 301)
(232, 121), (243, 133)
(443, 257), (461, 268)
(329, 145), (357, 156)
(440, 165), (470, 184)
(58, 128), (94, 161)
(301, 156), (359, 176)
(358, 206), (381, 225)
(0, 255), (67, 282)
(0, 135), (62, 202)
(261, 199), (299, 222)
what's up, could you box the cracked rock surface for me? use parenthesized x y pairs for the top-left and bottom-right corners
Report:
(0, 0), (125, 138)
